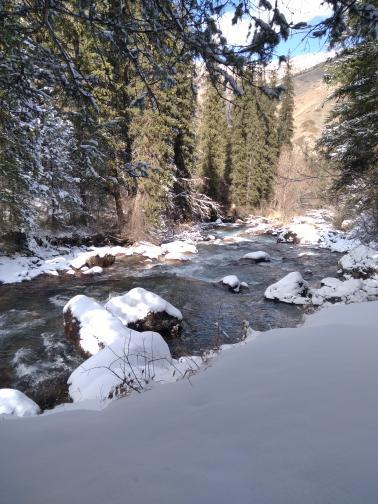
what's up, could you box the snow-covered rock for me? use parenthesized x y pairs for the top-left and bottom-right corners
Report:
(339, 245), (378, 278)
(68, 330), (199, 402)
(0, 389), (40, 417)
(82, 266), (103, 275)
(242, 251), (271, 262)
(161, 241), (197, 255)
(277, 230), (300, 244)
(164, 252), (191, 262)
(222, 275), (241, 292)
(265, 272), (310, 305)
(312, 278), (365, 305)
(105, 287), (183, 338)
(130, 242), (162, 260)
(63, 295), (128, 355)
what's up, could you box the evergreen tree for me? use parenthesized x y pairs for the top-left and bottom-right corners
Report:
(258, 72), (280, 201)
(230, 83), (262, 209)
(277, 60), (295, 149)
(319, 41), (378, 228)
(198, 80), (228, 202)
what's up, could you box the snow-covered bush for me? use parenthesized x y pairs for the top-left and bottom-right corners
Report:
(0, 388), (40, 417)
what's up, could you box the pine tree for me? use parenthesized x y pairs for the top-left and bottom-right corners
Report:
(258, 72), (280, 201)
(198, 80), (228, 202)
(277, 60), (295, 150)
(319, 41), (378, 229)
(230, 77), (264, 209)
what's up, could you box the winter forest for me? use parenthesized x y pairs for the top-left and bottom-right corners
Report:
(1, 0), (376, 244)
(1, 1), (378, 503)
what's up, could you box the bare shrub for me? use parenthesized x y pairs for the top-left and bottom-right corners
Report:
(271, 145), (332, 220)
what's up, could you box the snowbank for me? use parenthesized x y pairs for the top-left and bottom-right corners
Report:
(68, 330), (199, 402)
(0, 238), (199, 285)
(105, 287), (183, 325)
(265, 271), (378, 306)
(244, 210), (363, 253)
(339, 244), (378, 278)
(0, 389), (40, 417)
(312, 277), (364, 305)
(1, 301), (378, 504)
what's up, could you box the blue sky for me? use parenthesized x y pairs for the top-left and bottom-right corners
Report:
(218, 1), (334, 58)
(277, 16), (330, 57)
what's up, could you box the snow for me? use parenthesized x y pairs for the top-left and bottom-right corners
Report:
(82, 266), (103, 275)
(161, 240), (197, 255)
(68, 329), (199, 402)
(265, 272), (378, 306)
(312, 277), (364, 305)
(0, 239), (199, 285)
(222, 275), (240, 291)
(339, 244), (378, 277)
(105, 287), (183, 326)
(242, 251), (271, 262)
(164, 252), (191, 261)
(242, 210), (365, 253)
(265, 271), (310, 304)
(63, 295), (129, 355)
(1, 301), (378, 503)
(0, 389), (40, 417)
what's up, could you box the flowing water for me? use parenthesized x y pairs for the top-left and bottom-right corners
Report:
(0, 225), (342, 408)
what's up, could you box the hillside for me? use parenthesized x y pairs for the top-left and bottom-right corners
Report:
(292, 62), (333, 148)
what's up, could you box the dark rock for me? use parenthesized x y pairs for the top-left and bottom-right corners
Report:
(128, 311), (182, 339)
(63, 309), (90, 355)
(277, 230), (300, 244)
(85, 254), (115, 269)
(0, 231), (29, 255)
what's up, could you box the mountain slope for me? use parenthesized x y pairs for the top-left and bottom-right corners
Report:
(293, 62), (333, 148)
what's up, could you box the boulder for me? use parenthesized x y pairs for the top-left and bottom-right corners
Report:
(63, 295), (128, 355)
(0, 388), (40, 417)
(277, 230), (300, 245)
(105, 287), (183, 339)
(242, 251), (271, 263)
(220, 275), (248, 293)
(221, 275), (241, 292)
(265, 272), (310, 304)
(85, 254), (115, 269)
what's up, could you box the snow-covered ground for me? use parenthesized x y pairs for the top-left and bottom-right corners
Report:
(1, 301), (377, 503)
(0, 239), (198, 284)
(0, 209), (375, 284)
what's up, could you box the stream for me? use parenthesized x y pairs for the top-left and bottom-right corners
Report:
(0, 224), (342, 408)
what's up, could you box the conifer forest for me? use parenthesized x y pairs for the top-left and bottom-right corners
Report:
(1, 0), (376, 245)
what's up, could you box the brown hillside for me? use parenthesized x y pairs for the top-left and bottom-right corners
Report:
(293, 62), (333, 149)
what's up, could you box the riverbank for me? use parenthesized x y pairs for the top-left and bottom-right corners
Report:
(0, 209), (370, 285)
(1, 300), (377, 503)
